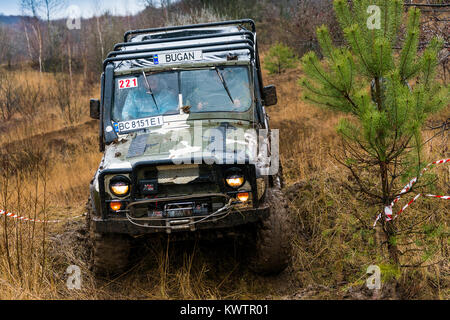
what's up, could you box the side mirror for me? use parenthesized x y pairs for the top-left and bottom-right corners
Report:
(90, 99), (100, 119)
(263, 85), (277, 106)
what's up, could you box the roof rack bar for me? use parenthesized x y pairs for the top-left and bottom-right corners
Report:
(103, 45), (254, 70)
(123, 19), (256, 42)
(114, 31), (254, 51)
(107, 39), (254, 59)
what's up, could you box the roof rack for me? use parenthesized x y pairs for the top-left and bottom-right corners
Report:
(107, 39), (254, 59)
(123, 19), (256, 42)
(103, 45), (254, 70)
(113, 31), (254, 51)
(103, 19), (264, 94)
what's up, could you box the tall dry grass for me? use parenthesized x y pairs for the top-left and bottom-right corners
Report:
(0, 70), (101, 299)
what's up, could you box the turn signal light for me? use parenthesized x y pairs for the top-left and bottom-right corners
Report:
(110, 201), (122, 211)
(236, 192), (249, 202)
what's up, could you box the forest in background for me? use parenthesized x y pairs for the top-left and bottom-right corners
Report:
(0, 1), (448, 82)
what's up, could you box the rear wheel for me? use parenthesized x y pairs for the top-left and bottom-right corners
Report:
(248, 179), (293, 275)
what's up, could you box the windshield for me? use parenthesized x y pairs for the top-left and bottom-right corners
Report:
(112, 66), (252, 122)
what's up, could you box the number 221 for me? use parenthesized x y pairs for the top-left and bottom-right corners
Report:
(118, 78), (137, 89)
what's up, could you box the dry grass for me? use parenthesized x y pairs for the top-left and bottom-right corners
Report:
(0, 65), (448, 300)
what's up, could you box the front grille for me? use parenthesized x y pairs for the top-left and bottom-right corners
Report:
(127, 164), (225, 218)
(134, 164), (221, 199)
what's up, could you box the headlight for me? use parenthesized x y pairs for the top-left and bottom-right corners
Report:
(226, 175), (245, 188)
(109, 176), (131, 196)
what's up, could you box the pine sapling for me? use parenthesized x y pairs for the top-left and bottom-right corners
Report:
(299, 0), (448, 267)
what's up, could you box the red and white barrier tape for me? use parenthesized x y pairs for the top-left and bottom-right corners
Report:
(0, 209), (84, 223)
(373, 158), (449, 227)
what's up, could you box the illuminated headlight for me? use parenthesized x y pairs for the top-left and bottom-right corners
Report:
(226, 175), (245, 188)
(109, 176), (131, 196)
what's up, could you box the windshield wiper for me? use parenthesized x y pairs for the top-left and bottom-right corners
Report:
(141, 69), (160, 113)
(214, 67), (234, 104)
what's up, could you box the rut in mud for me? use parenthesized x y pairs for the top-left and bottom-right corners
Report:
(47, 217), (305, 299)
(46, 207), (387, 300)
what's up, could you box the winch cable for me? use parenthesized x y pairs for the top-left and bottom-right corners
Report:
(125, 199), (234, 229)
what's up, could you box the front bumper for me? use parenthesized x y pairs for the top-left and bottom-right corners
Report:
(91, 205), (269, 235)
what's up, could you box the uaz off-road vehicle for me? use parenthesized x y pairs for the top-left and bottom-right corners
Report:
(88, 19), (292, 275)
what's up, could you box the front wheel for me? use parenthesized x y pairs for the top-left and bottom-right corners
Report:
(90, 232), (131, 276)
(248, 187), (293, 275)
(86, 196), (131, 276)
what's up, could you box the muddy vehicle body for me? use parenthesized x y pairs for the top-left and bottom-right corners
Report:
(88, 19), (292, 275)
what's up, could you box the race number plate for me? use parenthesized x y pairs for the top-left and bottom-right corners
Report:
(118, 77), (138, 89)
(114, 116), (163, 133)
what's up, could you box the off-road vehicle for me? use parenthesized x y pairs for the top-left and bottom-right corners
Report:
(88, 19), (292, 276)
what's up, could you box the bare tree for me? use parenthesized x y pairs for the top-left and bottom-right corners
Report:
(21, 0), (44, 73)
(0, 25), (15, 68)
(92, 1), (105, 59)
(42, 0), (66, 69)
(41, 0), (65, 25)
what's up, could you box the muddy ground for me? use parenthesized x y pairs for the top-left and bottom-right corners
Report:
(46, 206), (391, 300)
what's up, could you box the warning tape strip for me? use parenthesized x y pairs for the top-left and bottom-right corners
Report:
(0, 209), (84, 223)
(373, 158), (449, 227)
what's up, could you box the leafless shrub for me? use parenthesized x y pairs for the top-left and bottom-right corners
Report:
(292, 0), (342, 57)
(0, 73), (45, 121)
(419, 6), (450, 82)
(167, 6), (230, 26)
(17, 80), (44, 120)
(0, 73), (22, 121)
(52, 74), (83, 125)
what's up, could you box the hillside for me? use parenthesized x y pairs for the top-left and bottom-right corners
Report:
(0, 14), (22, 25)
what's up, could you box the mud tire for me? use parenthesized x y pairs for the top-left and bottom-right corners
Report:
(248, 180), (293, 275)
(86, 197), (131, 276)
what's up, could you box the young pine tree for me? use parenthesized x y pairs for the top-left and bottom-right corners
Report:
(299, 0), (448, 266)
(264, 43), (298, 75)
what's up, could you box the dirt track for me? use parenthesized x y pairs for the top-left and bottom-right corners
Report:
(46, 205), (386, 300)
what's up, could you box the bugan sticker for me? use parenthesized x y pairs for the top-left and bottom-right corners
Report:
(154, 50), (203, 65)
(118, 77), (138, 89)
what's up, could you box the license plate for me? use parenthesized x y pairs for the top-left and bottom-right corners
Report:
(114, 116), (163, 133)
(154, 50), (203, 65)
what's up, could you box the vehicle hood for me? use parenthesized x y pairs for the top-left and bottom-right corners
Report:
(101, 119), (259, 171)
